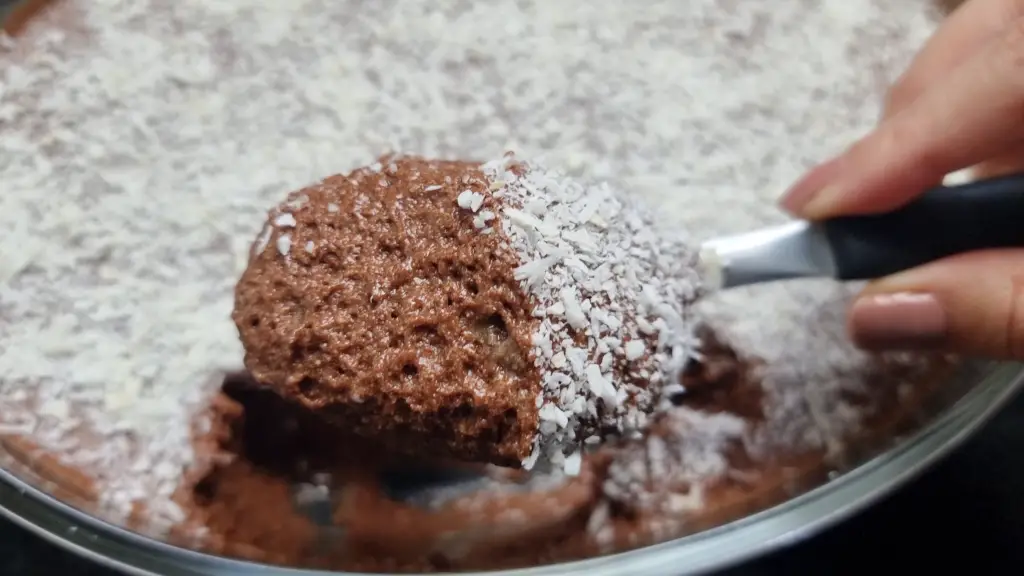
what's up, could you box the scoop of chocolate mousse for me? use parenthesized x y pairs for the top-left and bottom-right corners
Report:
(233, 157), (539, 467)
(233, 154), (702, 470)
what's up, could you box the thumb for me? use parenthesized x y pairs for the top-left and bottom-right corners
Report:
(848, 249), (1024, 359)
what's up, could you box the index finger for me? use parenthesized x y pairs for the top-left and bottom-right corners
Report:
(784, 17), (1024, 220)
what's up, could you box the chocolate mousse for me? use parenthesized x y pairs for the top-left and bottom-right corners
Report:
(233, 154), (703, 470)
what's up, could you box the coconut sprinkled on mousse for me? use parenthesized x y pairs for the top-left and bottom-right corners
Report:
(474, 155), (701, 471)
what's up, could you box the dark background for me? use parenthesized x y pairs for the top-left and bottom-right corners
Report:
(2, 389), (1022, 575)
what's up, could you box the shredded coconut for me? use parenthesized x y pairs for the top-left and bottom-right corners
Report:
(273, 213), (297, 228)
(457, 190), (486, 212)
(477, 156), (702, 469)
(276, 234), (292, 256)
(604, 408), (747, 513)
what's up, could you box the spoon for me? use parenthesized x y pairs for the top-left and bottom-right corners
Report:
(698, 173), (1024, 290)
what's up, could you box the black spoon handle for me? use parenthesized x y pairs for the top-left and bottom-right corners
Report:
(823, 174), (1024, 281)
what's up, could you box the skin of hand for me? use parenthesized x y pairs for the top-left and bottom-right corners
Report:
(779, 0), (1024, 359)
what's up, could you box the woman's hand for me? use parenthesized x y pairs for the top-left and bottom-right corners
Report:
(780, 0), (1024, 359)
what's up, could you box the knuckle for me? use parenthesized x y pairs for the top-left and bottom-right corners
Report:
(884, 75), (919, 115)
(851, 120), (903, 162)
(879, 118), (918, 156)
(889, 103), (965, 184)
(870, 117), (944, 177)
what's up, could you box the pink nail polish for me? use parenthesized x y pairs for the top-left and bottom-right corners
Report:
(780, 157), (843, 216)
(848, 292), (948, 351)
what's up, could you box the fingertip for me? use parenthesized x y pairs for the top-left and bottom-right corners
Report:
(794, 183), (846, 220)
(779, 125), (936, 220)
(777, 183), (815, 217)
(778, 156), (843, 218)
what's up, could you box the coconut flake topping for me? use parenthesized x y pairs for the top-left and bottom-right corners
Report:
(460, 155), (703, 473)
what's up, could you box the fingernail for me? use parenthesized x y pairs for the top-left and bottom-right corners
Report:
(848, 292), (948, 351)
(779, 181), (818, 215)
(799, 184), (846, 220)
(779, 157), (843, 217)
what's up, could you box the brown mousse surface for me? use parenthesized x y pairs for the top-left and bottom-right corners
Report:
(233, 157), (541, 467)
